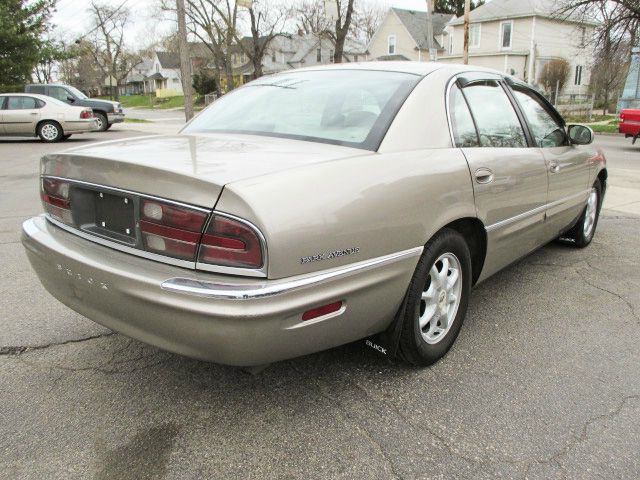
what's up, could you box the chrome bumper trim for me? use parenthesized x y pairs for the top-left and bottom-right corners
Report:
(161, 246), (423, 300)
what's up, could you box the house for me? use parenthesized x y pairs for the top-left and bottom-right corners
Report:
(286, 33), (366, 68)
(144, 51), (184, 97)
(367, 8), (454, 62)
(438, 0), (597, 95)
(120, 59), (153, 96)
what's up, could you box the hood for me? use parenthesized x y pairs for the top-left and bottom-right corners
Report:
(41, 133), (369, 208)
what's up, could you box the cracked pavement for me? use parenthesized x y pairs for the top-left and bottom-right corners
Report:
(1, 131), (640, 479)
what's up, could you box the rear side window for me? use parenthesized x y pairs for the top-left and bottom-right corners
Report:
(29, 85), (46, 95)
(6, 96), (39, 110)
(449, 84), (479, 147)
(512, 88), (568, 148)
(461, 81), (527, 148)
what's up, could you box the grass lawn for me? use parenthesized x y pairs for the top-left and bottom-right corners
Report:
(99, 95), (188, 109)
(590, 120), (620, 133)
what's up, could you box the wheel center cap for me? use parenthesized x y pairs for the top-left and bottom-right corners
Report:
(438, 290), (447, 309)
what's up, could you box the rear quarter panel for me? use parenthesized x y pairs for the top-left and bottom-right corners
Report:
(217, 148), (476, 279)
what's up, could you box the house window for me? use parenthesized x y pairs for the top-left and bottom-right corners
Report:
(574, 65), (583, 85)
(579, 26), (586, 46)
(271, 51), (276, 62)
(354, 55), (358, 62)
(469, 24), (480, 48)
(317, 48), (321, 62)
(449, 34), (453, 54)
(388, 35), (396, 55)
(156, 64), (159, 73)
(500, 21), (512, 49)
(329, 50), (334, 63)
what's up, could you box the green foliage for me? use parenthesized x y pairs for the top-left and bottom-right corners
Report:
(192, 71), (218, 96)
(539, 59), (571, 95)
(434, 0), (484, 17)
(0, 0), (56, 85)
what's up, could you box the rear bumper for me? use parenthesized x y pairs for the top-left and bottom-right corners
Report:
(107, 113), (125, 124)
(22, 216), (419, 366)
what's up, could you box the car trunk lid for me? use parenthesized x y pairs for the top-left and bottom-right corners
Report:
(42, 133), (368, 208)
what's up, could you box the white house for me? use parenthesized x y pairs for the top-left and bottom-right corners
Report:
(144, 52), (184, 97)
(438, 0), (597, 95)
(367, 8), (454, 62)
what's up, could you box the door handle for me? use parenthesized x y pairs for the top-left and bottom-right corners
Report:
(549, 162), (560, 173)
(29, 112), (38, 116)
(474, 168), (494, 184)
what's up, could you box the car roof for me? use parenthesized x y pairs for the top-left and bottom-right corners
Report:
(0, 92), (54, 100)
(288, 61), (506, 77)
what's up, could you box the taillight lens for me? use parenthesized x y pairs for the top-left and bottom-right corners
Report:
(198, 215), (263, 269)
(41, 178), (73, 225)
(140, 199), (208, 260)
(80, 110), (93, 119)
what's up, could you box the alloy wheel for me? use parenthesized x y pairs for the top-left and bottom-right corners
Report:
(419, 252), (463, 344)
(583, 187), (598, 239)
(41, 123), (59, 141)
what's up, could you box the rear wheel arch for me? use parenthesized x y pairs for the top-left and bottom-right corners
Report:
(436, 217), (487, 286)
(597, 168), (608, 197)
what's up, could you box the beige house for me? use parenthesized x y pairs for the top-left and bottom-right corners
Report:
(438, 0), (597, 95)
(367, 8), (454, 62)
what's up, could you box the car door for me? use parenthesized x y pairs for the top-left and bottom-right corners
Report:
(507, 83), (591, 239)
(2, 96), (41, 135)
(449, 74), (549, 279)
(47, 86), (74, 104)
(0, 96), (6, 134)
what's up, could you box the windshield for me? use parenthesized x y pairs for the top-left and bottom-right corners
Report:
(67, 86), (88, 99)
(183, 70), (420, 150)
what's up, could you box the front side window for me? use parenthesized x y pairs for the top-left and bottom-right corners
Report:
(512, 87), (567, 148)
(470, 24), (480, 48)
(6, 96), (39, 110)
(461, 81), (526, 148)
(388, 35), (396, 54)
(49, 86), (69, 102)
(183, 70), (420, 150)
(501, 22), (512, 49)
(449, 84), (479, 147)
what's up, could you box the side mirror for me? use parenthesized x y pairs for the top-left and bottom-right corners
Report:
(67, 96), (75, 103)
(567, 124), (594, 145)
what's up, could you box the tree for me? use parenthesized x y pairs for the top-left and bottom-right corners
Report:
(351, 2), (386, 44)
(88, 1), (141, 100)
(58, 40), (105, 96)
(434, 0), (484, 17)
(34, 39), (73, 83)
(219, 1), (286, 80)
(328, 0), (356, 63)
(294, 0), (332, 34)
(539, 58), (571, 97)
(193, 70), (217, 95)
(0, 0), (55, 85)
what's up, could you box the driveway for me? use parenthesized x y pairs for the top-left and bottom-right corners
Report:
(1, 131), (639, 479)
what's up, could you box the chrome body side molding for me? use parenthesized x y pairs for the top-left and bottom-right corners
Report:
(161, 246), (424, 300)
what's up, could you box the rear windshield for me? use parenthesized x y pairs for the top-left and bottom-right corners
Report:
(182, 70), (420, 150)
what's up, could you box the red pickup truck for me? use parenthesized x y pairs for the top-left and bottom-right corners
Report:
(619, 108), (640, 144)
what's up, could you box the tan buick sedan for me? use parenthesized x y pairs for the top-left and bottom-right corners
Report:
(22, 63), (607, 367)
(1, 93), (97, 142)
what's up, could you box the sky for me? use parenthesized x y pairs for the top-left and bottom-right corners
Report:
(51, 0), (431, 47)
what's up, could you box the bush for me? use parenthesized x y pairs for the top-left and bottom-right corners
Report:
(0, 84), (25, 94)
(539, 59), (570, 96)
(192, 72), (217, 96)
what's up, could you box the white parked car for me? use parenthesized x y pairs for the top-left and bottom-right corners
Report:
(0, 93), (98, 142)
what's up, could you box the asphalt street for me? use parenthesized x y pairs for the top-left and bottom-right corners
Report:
(1, 126), (639, 479)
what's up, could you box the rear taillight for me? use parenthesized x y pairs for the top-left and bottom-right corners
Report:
(198, 215), (263, 269)
(80, 110), (93, 119)
(41, 178), (72, 224)
(140, 199), (208, 260)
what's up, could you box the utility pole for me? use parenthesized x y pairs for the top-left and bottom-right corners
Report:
(463, 0), (470, 64)
(176, 0), (194, 121)
(425, 0), (435, 61)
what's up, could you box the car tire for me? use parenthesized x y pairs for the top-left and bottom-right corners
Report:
(94, 113), (108, 132)
(61, 134), (72, 141)
(399, 229), (472, 366)
(37, 121), (63, 143)
(562, 179), (602, 248)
